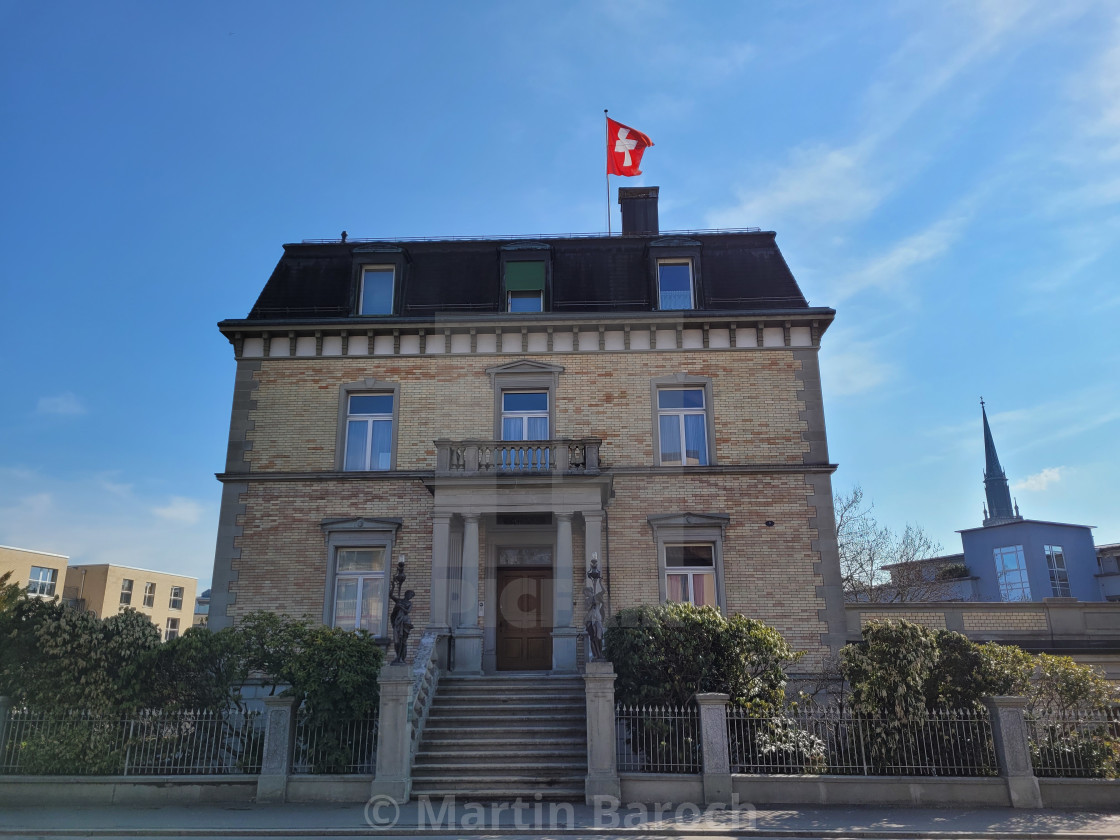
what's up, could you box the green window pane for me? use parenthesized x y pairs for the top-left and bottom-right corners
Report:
(505, 261), (545, 291)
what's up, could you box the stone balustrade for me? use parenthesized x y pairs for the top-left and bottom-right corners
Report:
(434, 438), (601, 476)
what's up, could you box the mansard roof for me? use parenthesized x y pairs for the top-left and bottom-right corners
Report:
(238, 229), (819, 322)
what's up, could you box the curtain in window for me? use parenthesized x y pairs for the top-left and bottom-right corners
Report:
(345, 421), (368, 471)
(693, 573), (716, 606)
(360, 576), (383, 632)
(334, 579), (358, 628)
(501, 417), (523, 441)
(371, 419), (392, 469)
(659, 416), (682, 463)
(526, 416), (548, 441)
(666, 573), (689, 602)
(683, 414), (708, 465)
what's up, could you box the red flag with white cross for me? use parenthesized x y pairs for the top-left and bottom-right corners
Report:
(606, 117), (654, 177)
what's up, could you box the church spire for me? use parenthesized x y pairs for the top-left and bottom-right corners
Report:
(981, 398), (1021, 526)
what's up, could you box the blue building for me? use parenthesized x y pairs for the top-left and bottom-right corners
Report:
(955, 402), (1104, 603)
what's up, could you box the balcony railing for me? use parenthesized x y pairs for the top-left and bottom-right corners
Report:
(435, 438), (601, 476)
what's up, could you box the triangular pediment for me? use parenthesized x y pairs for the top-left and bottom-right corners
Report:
(647, 512), (730, 529)
(320, 516), (402, 534)
(486, 360), (565, 377)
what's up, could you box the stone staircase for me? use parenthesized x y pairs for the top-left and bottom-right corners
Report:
(411, 674), (587, 800)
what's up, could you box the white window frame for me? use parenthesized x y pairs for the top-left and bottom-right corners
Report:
(336, 380), (401, 472)
(143, 582), (156, 608)
(358, 265), (395, 315)
(486, 360), (563, 439)
(1044, 545), (1071, 597)
(320, 517), (401, 638)
(165, 618), (180, 641)
(651, 374), (716, 467)
(656, 259), (694, 310)
(500, 390), (549, 441)
(648, 513), (729, 612)
(994, 545), (1032, 601)
(27, 566), (58, 597)
(663, 543), (718, 608)
(120, 578), (134, 606)
(169, 586), (184, 610)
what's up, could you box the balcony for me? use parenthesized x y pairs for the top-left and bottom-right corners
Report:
(435, 438), (601, 477)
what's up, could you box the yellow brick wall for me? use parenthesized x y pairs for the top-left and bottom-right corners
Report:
(242, 350), (811, 472)
(963, 610), (1049, 632)
(859, 611), (948, 630)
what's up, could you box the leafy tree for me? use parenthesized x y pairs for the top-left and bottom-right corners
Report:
(130, 626), (251, 711)
(604, 602), (800, 710)
(835, 485), (950, 602)
(1030, 654), (1119, 715)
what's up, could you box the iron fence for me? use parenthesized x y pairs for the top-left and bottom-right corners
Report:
(1028, 708), (1120, 779)
(0, 708), (263, 775)
(728, 706), (996, 776)
(291, 715), (378, 774)
(616, 704), (702, 773)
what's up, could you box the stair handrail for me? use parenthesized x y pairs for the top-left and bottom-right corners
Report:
(408, 630), (443, 762)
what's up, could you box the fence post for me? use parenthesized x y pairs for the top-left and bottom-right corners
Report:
(0, 696), (10, 764)
(257, 696), (298, 803)
(584, 660), (621, 804)
(371, 662), (413, 803)
(695, 693), (732, 805)
(983, 696), (1042, 808)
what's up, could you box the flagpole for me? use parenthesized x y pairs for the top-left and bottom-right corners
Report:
(604, 109), (611, 236)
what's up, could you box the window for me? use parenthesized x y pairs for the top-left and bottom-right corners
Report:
(664, 544), (717, 607)
(120, 578), (134, 606)
(165, 618), (180, 641)
(143, 582), (156, 608)
(344, 393), (394, 471)
(1045, 545), (1071, 597)
(321, 517), (400, 636)
(657, 388), (709, 465)
(657, 260), (693, 310)
(501, 391), (549, 441)
(508, 290), (543, 312)
(333, 547), (387, 633)
(649, 512), (729, 611)
(358, 266), (395, 315)
(169, 586), (184, 610)
(504, 260), (546, 312)
(994, 545), (1031, 601)
(27, 566), (58, 597)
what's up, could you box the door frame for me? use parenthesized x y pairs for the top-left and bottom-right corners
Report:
(482, 525), (556, 674)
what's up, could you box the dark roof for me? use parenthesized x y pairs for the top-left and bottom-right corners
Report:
(241, 230), (815, 322)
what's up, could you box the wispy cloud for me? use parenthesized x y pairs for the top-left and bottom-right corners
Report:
(152, 496), (205, 525)
(0, 468), (216, 584)
(1013, 466), (1065, 492)
(820, 333), (898, 397)
(35, 392), (86, 416)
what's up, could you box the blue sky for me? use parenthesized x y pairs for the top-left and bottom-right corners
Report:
(1, 1), (1118, 589)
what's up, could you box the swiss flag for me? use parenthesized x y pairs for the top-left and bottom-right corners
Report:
(606, 117), (654, 177)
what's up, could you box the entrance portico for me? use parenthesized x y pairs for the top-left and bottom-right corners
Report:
(425, 478), (608, 674)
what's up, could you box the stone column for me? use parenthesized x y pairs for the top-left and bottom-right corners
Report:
(455, 514), (483, 673)
(552, 512), (579, 672)
(584, 660), (621, 804)
(428, 513), (452, 633)
(983, 696), (1042, 808)
(695, 693), (732, 805)
(371, 662), (413, 803)
(257, 696), (298, 803)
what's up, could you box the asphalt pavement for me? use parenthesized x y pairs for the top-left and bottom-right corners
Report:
(1, 799), (1119, 840)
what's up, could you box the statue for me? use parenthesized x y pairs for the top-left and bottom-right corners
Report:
(584, 556), (606, 661)
(388, 557), (413, 664)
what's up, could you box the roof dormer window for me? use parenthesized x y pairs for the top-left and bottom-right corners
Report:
(359, 266), (395, 315)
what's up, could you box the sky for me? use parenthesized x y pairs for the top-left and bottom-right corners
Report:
(1, 0), (1118, 590)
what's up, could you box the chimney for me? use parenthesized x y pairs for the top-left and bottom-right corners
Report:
(618, 186), (659, 235)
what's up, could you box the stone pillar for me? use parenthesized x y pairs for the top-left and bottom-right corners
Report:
(371, 662), (413, 803)
(584, 660), (621, 804)
(695, 693), (732, 805)
(428, 513), (452, 633)
(552, 512), (579, 672)
(983, 696), (1042, 808)
(257, 696), (298, 803)
(455, 514), (483, 673)
(582, 512), (605, 663)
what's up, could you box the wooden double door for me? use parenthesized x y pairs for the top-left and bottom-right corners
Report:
(496, 567), (553, 671)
